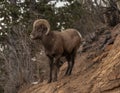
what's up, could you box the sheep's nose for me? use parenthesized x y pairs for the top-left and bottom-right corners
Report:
(30, 34), (34, 39)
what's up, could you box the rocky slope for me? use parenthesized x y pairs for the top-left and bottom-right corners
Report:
(18, 24), (120, 93)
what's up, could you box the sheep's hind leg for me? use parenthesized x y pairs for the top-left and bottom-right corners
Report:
(68, 51), (76, 75)
(67, 56), (75, 75)
(65, 55), (71, 76)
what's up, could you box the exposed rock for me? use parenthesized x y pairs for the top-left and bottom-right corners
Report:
(18, 24), (120, 93)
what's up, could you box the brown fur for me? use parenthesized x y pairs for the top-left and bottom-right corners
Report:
(30, 19), (82, 83)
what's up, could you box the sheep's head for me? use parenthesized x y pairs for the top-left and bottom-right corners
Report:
(30, 19), (50, 39)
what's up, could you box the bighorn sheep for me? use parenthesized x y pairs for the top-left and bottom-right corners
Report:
(30, 19), (82, 83)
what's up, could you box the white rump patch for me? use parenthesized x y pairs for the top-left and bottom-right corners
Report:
(76, 31), (82, 39)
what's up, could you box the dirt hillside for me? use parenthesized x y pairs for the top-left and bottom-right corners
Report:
(18, 24), (120, 93)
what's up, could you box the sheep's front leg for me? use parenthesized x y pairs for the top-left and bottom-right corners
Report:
(53, 56), (61, 82)
(48, 56), (53, 83)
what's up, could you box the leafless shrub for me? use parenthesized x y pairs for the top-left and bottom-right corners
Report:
(0, 24), (36, 93)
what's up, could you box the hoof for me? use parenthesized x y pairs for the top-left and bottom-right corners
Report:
(64, 72), (71, 76)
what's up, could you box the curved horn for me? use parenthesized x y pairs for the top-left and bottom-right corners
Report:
(33, 19), (50, 35)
